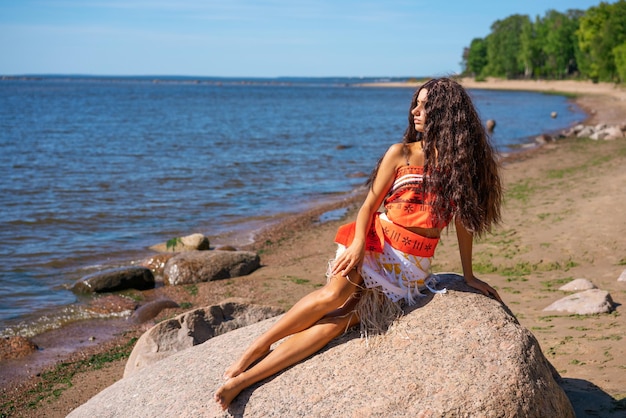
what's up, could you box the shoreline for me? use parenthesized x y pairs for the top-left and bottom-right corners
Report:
(2, 78), (625, 417)
(364, 77), (626, 126)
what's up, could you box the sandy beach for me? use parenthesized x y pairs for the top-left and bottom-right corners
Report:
(2, 77), (625, 417)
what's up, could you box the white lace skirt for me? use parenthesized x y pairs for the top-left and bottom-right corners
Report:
(331, 241), (446, 338)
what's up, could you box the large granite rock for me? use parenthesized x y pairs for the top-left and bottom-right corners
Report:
(163, 250), (260, 285)
(68, 274), (574, 418)
(124, 300), (284, 377)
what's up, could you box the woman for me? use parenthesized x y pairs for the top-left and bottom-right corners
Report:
(214, 77), (503, 410)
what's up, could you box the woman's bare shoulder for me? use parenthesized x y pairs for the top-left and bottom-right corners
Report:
(379, 143), (407, 169)
(384, 143), (406, 159)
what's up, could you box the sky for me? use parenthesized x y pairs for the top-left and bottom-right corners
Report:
(0, 0), (608, 78)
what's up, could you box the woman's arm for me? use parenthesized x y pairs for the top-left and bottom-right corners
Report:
(331, 144), (402, 277)
(455, 216), (502, 303)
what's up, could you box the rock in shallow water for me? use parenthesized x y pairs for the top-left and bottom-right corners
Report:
(72, 266), (155, 293)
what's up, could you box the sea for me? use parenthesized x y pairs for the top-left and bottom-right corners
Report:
(0, 76), (587, 338)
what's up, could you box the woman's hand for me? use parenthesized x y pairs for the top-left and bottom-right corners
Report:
(331, 242), (365, 277)
(465, 276), (502, 303)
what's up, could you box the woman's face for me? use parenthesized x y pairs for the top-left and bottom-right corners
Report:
(411, 89), (428, 133)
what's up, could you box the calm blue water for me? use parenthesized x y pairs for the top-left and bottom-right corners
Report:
(0, 76), (586, 337)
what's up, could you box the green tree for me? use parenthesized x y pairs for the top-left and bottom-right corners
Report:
(519, 15), (542, 78)
(538, 10), (582, 79)
(613, 42), (626, 82)
(465, 38), (488, 77)
(577, 0), (626, 82)
(484, 14), (530, 78)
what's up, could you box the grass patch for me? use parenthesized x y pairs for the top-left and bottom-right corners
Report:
(287, 276), (310, 285)
(588, 334), (622, 341)
(184, 284), (198, 296)
(531, 325), (554, 331)
(570, 326), (591, 331)
(540, 277), (573, 290)
(473, 257), (577, 282)
(179, 302), (193, 310)
(538, 315), (563, 322)
(473, 261), (499, 274)
(505, 179), (536, 204)
(7, 337), (138, 412)
(547, 152), (613, 179)
(505, 275), (526, 282)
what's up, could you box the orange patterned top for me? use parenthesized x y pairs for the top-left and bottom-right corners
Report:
(334, 165), (448, 257)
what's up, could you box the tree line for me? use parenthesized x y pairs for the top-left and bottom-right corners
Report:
(462, 0), (626, 83)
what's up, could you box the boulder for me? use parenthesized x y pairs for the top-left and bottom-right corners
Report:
(150, 233), (211, 253)
(124, 299), (283, 377)
(543, 289), (614, 315)
(576, 126), (595, 138)
(565, 123), (625, 140)
(559, 278), (596, 292)
(594, 123), (608, 131)
(72, 266), (155, 293)
(590, 126), (624, 140)
(163, 250), (260, 286)
(69, 274), (574, 418)
(619, 269), (626, 282)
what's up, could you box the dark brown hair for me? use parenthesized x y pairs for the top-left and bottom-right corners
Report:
(370, 77), (502, 236)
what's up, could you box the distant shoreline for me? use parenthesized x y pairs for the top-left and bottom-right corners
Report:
(361, 77), (626, 126)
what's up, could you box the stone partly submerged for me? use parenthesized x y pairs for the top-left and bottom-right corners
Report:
(68, 274), (574, 418)
(72, 266), (155, 293)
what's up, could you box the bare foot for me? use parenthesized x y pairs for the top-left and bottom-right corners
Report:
(214, 378), (244, 411)
(223, 343), (270, 380)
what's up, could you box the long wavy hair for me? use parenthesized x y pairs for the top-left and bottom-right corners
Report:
(369, 77), (502, 236)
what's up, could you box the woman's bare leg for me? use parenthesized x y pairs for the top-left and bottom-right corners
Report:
(222, 270), (363, 379)
(214, 296), (361, 411)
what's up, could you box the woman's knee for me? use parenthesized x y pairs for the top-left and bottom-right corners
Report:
(316, 282), (352, 309)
